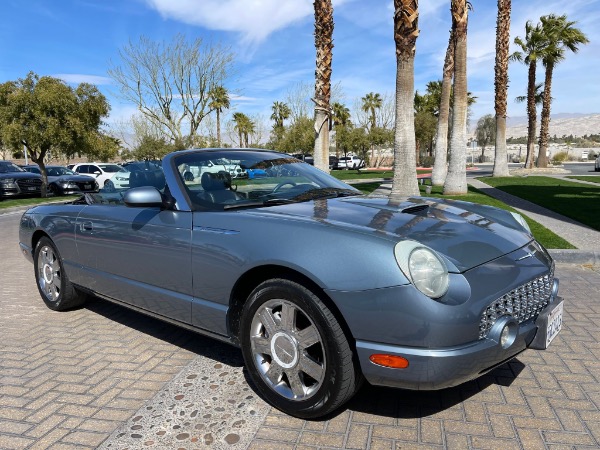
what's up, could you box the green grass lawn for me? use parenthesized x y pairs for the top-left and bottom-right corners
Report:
(419, 184), (574, 249)
(0, 196), (76, 209)
(566, 176), (600, 184)
(479, 176), (600, 232)
(331, 169), (430, 181)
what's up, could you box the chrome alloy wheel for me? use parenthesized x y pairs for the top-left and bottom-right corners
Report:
(249, 299), (326, 401)
(37, 245), (61, 302)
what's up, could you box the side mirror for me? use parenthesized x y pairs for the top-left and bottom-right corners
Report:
(93, 171), (101, 176)
(124, 186), (164, 208)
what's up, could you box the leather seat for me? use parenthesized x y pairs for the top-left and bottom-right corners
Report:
(200, 172), (240, 204)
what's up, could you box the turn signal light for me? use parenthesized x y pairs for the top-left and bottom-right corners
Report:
(369, 354), (409, 369)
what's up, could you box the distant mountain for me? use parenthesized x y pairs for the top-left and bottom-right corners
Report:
(505, 113), (600, 138)
(471, 113), (600, 138)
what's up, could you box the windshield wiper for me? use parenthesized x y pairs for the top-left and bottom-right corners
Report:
(292, 188), (359, 201)
(223, 198), (298, 210)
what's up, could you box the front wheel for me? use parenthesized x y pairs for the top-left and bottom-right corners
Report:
(34, 237), (86, 311)
(240, 279), (361, 419)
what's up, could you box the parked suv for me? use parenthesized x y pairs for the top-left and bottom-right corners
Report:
(71, 163), (128, 189)
(337, 155), (365, 170)
(0, 161), (42, 198)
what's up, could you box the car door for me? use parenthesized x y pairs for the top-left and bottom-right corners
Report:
(75, 201), (194, 324)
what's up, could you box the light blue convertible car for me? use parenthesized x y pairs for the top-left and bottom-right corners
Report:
(19, 149), (563, 418)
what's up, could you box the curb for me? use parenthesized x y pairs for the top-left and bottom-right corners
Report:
(548, 249), (600, 266)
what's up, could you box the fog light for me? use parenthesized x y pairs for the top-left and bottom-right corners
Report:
(500, 322), (517, 349)
(369, 354), (409, 369)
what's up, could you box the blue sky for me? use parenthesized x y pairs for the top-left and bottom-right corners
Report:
(2, 0), (599, 134)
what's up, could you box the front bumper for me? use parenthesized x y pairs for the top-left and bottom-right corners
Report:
(357, 295), (563, 391)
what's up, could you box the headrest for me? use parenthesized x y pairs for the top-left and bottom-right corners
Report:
(201, 171), (231, 191)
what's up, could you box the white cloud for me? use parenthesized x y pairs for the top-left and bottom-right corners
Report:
(145, 0), (350, 44)
(54, 74), (113, 85)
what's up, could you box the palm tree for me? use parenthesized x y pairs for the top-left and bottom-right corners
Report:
(537, 14), (589, 168)
(209, 86), (230, 147)
(443, 0), (470, 195)
(232, 112), (250, 147)
(271, 101), (291, 129)
(390, 0), (420, 197)
(313, 0), (334, 172)
(511, 21), (546, 169)
(432, 31), (454, 186)
(332, 102), (351, 158)
(361, 92), (383, 130)
(492, 0), (511, 177)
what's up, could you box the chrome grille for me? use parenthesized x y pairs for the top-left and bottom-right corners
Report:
(16, 178), (42, 192)
(479, 265), (555, 339)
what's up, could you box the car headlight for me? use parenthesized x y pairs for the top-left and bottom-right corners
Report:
(394, 241), (449, 299)
(0, 178), (16, 185)
(509, 212), (531, 233)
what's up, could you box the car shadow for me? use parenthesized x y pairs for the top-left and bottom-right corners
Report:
(84, 295), (526, 421)
(83, 295), (245, 368)
(343, 359), (526, 420)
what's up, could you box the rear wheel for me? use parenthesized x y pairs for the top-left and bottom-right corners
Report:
(240, 279), (361, 419)
(34, 237), (86, 311)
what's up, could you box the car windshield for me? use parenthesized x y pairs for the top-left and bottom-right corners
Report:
(174, 150), (360, 211)
(98, 164), (124, 173)
(0, 162), (26, 173)
(47, 167), (75, 176)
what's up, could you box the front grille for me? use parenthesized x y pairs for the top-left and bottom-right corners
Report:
(479, 265), (555, 339)
(16, 178), (42, 192)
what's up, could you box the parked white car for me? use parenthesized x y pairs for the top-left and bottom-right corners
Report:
(71, 163), (129, 189)
(337, 155), (365, 170)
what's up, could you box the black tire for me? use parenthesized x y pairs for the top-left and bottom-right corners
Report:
(34, 237), (86, 311)
(240, 278), (361, 419)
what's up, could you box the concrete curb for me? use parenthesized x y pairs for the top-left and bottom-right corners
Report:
(548, 249), (600, 266)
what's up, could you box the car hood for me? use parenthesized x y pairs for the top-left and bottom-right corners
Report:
(51, 175), (96, 183)
(0, 172), (41, 180)
(246, 195), (534, 272)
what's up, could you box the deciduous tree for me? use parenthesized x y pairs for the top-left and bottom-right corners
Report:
(0, 72), (111, 196)
(108, 34), (234, 145)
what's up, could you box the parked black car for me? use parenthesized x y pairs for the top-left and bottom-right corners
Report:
(0, 161), (42, 198)
(22, 165), (98, 195)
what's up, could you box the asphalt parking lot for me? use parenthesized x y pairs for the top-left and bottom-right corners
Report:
(1, 210), (599, 449)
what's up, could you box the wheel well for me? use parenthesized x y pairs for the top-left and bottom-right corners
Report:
(31, 230), (50, 251)
(227, 265), (355, 347)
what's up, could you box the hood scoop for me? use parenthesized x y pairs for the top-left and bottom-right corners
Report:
(401, 204), (430, 216)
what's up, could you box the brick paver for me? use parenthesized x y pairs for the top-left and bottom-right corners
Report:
(0, 213), (221, 448)
(2, 208), (600, 449)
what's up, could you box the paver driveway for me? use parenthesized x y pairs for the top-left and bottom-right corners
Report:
(1, 209), (599, 449)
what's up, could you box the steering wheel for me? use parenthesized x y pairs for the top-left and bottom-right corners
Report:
(272, 181), (297, 193)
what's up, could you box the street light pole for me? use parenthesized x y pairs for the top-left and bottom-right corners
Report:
(23, 144), (28, 165)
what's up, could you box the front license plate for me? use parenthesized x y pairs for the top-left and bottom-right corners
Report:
(546, 302), (563, 347)
(26, 187), (37, 191)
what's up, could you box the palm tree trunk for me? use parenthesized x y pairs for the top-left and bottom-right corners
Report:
(525, 60), (537, 169)
(313, 0), (334, 173)
(432, 31), (454, 186)
(538, 61), (554, 168)
(444, 0), (469, 195)
(216, 110), (221, 147)
(391, 0), (420, 197)
(492, 0), (511, 177)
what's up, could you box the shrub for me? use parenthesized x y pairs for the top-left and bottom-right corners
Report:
(552, 151), (569, 164)
(420, 156), (434, 168)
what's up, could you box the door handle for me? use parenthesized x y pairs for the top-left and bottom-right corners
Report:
(80, 221), (93, 231)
